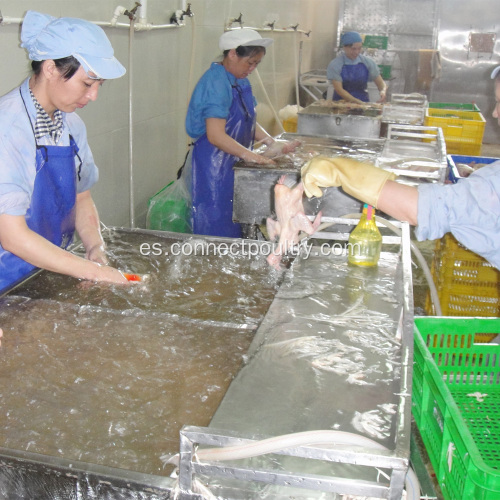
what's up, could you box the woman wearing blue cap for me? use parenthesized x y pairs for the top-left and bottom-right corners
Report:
(184, 29), (282, 238)
(0, 11), (129, 293)
(326, 31), (387, 103)
(300, 66), (500, 271)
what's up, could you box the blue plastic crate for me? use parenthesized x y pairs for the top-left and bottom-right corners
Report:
(447, 154), (499, 183)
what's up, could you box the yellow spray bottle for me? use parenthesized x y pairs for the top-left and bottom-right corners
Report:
(347, 204), (382, 266)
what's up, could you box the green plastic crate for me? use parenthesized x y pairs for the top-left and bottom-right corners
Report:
(429, 102), (480, 112)
(413, 317), (500, 500)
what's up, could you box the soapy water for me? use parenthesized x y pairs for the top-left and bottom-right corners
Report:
(252, 136), (382, 171)
(0, 296), (255, 475)
(0, 229), (286, 475)
(12, 230), (282, 327)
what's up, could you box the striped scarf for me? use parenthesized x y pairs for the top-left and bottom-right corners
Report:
(30, 89), (63, 144)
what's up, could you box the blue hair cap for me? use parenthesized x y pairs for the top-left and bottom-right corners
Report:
(21, 10), (125, 79)
(340, 31), (363, 46)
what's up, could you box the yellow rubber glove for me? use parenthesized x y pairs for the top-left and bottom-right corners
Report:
(300, 156), (397, 208)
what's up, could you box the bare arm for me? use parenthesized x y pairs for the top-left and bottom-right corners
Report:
(332, 80), (364, 104)
(373, 75), (387, 103)
(206, 118), (274, 164)
(75, 190), (108, 264)
(0, 213), (128, 284)
(377, 180), (419, 225)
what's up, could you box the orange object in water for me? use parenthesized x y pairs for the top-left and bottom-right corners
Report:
(124, 273), (142, 282)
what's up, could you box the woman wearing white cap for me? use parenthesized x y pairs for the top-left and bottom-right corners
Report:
(185, 29), (278, 238)
(327, 31), (387, 103)
(299, 67), (500, 270)
(0, 11), (129, 293)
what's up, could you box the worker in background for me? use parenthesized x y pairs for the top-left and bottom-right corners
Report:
(327, 31), (387, 104)
(300, 65), (500, 271)
(184, 29), (280, 238)
(0, 11), (129, 294)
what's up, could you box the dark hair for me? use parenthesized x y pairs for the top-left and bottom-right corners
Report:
(31, 56), (81, 81)
(223, 45), (266, 59)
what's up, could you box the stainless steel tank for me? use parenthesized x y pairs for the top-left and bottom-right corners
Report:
(297, 101), (382, 139)
(0, 223), (415, 499)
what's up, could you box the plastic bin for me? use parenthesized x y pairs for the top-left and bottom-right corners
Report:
(429, 102), (480, 112)
(424, 109), (486, 155)
(447, 154), (499, 183)
(425, 234), (500, 317)
(412, 317), (500, 500)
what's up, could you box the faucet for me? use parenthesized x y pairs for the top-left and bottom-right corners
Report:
(265, 21), (276, 30)
(182, 3), (193, 19)
(231, 13), (243, 26)
(124, 2), (141, 21)
(170, 3), (193, 25)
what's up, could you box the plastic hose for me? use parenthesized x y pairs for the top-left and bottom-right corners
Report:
(254, 68), (285, 134)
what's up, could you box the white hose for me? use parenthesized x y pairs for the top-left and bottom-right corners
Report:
(302, 214), (442, 316)
(166, 429), (421, 499)
(294, 31), (300, 107)
(254, 68), (285, 134)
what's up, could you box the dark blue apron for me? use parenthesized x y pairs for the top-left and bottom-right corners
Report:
(190, 81), (256, 238)
(333, 61), (370, 102)
(0, 91), (78, 293)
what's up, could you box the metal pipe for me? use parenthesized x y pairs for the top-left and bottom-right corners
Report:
(226, 25), (311, 36)
(128, 19), (135, 228)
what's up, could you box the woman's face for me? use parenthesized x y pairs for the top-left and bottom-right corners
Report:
(47, 64), (103, 114)
(226, 50), (264, 79)
(344, 42), (363, 60)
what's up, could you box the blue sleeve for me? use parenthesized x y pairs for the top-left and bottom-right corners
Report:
(326, 56), (345, 81)
(186, 64), (233, 139)
(416, 163), (500, 269)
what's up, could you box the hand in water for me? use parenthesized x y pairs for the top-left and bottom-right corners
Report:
(97, 265), (129, 285)
(0, 328), (3, 346)
(262, 139), (302, 159)
(86, 244), (109, 265)
(242, 150), (275, 165)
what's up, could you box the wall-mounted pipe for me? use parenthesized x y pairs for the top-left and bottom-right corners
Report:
(0, 16), (23, 25)
(224, 25), (312, 36)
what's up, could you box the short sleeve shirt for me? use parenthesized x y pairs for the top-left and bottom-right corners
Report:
(327, 53), (380, 82)
(185, 62), (256, 139)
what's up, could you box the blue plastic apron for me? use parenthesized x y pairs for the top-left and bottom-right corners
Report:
(333, 61), (370, 102)
(190, 82), (256, 238)
(0, 94), (78, 293)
